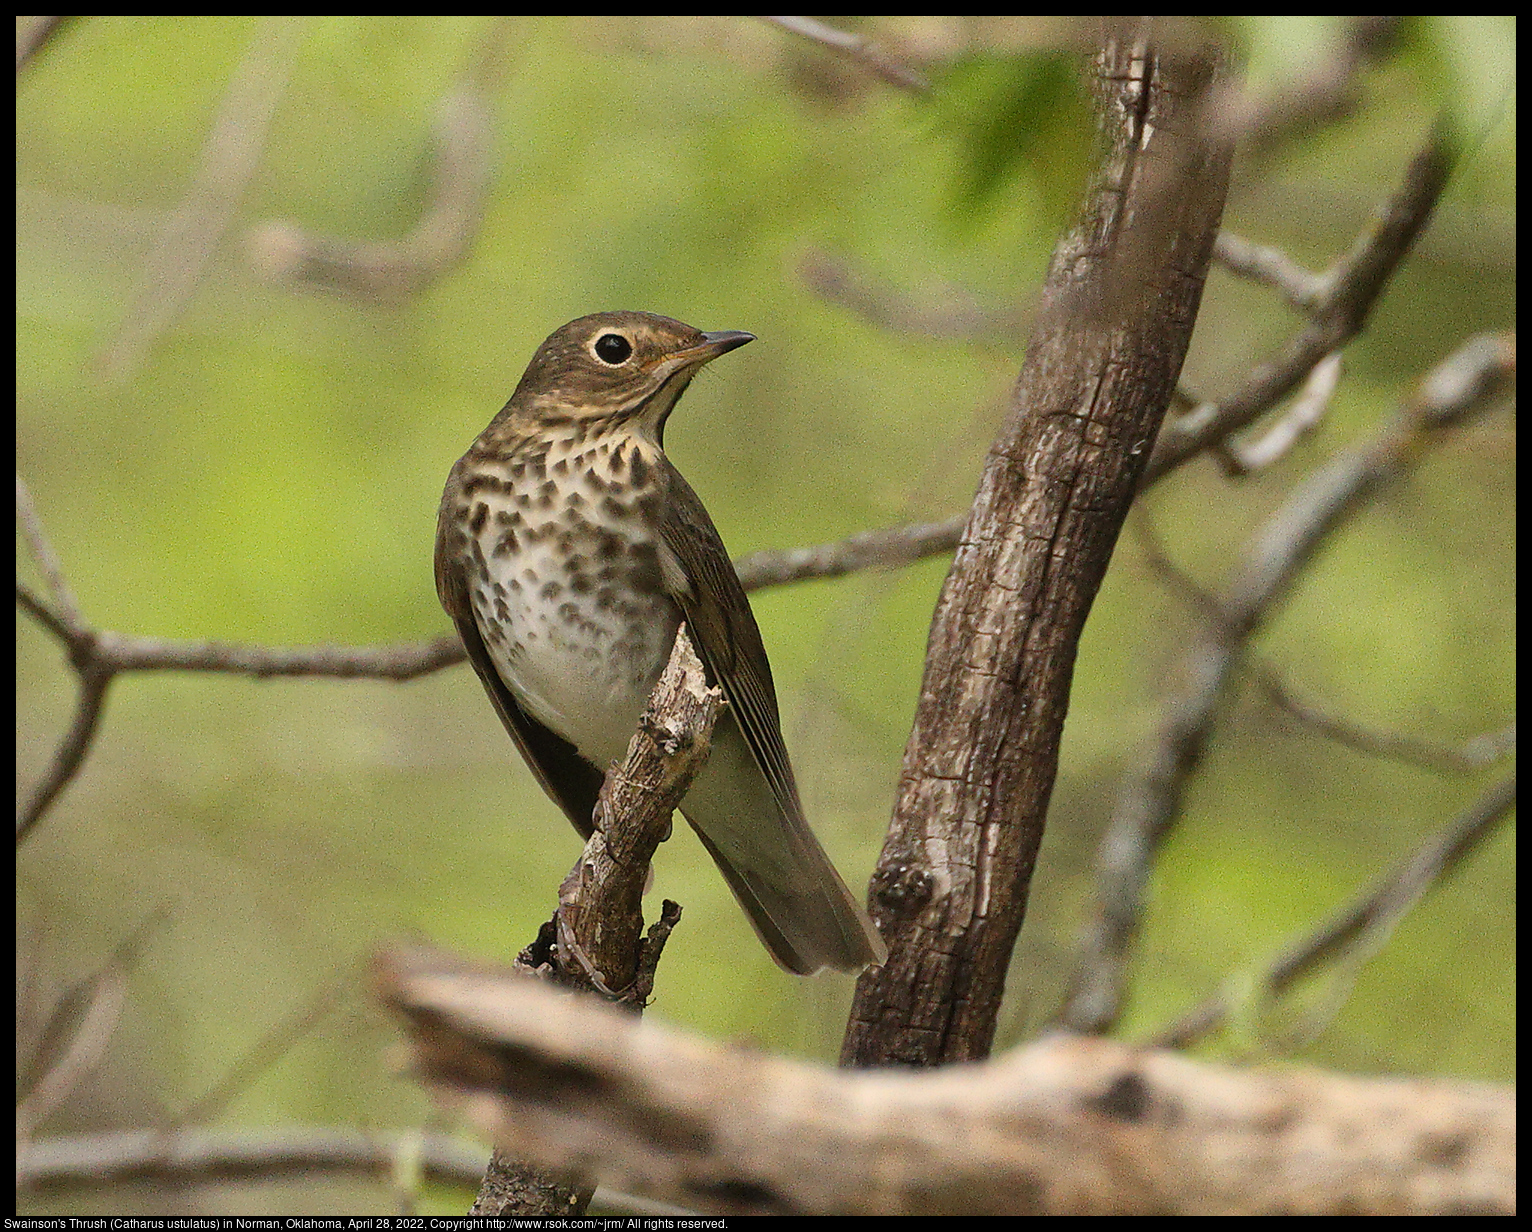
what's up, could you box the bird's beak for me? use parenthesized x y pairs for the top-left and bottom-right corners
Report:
(663, 330), (755, 374)
(699, 329), (755, 356)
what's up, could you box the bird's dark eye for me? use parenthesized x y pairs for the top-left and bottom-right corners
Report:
(593, 333), (633, 365)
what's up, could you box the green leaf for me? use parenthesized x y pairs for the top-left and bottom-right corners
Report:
(927, 51), (1090, 227)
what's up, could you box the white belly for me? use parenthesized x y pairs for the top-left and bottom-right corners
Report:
(469, 505), (680, 767)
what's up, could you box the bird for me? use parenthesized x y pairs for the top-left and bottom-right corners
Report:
(435, 311), (886, 974)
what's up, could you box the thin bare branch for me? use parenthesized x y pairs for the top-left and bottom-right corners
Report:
(16, 1127), (488, 1196)
(761, 16), (929, 94)
(15, 960), (128, 1147)
(15, 15), (71, 74)
(17, 474), (82, 623)
(1215, 351), (1343, 473)
(1064, 331), (1515, 1035)
(1212, 230), (1327, 311)
(15, 904), (169, 1147)
(1255, 666), (1516, 775)
(16, 904), (166, 1086)
(17, 586), (465, 683)
(95, 16), (306, 382)
(16, 1126), (690, 1216)
(248, 21), (509, 301)
(1129, 509), (1224, 620)
(1205, 16), (1402, 152)
(171, 957), (363, 1131)
(796, 248), (1029, 341)
(1154, 773), (1517, 1050)
(1146, 122), (1457, 484)
(16, 600), (466, 839)
(16, 578), (72, 644)
(94, 630), (467, 679)
(1137, 485), (1513, 780)
(735, 513), (965, 590)
(16, 655), (113, 844)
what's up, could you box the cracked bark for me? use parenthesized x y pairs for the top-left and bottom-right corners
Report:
(844, 33), (1234, 1068)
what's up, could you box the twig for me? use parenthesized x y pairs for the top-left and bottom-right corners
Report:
(1063, 331), (1515, 1035)
(734, 513), (965, 590)
(15, 647), (113, 844)
(1255, 666), (1516, 775)
(760, 16), (929, 94)
(1204, 16), (1402, 152)
(15, 15), (72, 75)
(15, 1126), (488, 1195)
(247, 20), (509, 301)
(796, 248), (1029, 341)
(1214, 351), (1342, 474)
(1146, 122), (1456, 485)
(17, 903), (166, 1080)
(1129, 508), (1224, 621)
(15, 959), (129, 1148)
(17, 569), (463, 840)
(95, 16), (306, 382)
(17, 474), (81, 622)
(49, 623), (467, 680)
(1213, 231), (1327, 312)
(171, 957), (363, 1131)
(15, 1124), (693, 1216)
(1154, 773), (1517, 1049)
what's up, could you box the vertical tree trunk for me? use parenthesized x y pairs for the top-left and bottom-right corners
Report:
(844, 31), (1234, 1068)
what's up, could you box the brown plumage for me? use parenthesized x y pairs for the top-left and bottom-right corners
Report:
(435, 311), (886, 974)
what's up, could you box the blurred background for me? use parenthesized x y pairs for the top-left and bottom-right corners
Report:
(17, 15), (1514, 1215)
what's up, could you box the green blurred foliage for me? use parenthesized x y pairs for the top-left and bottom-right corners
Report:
(927, 50), (1090, 225)
(17, 15), (1514, 1216)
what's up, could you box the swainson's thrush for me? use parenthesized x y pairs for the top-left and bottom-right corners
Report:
(435, 311), (886, 974)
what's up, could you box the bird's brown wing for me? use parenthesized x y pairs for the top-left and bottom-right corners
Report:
(654, 464), (804, 825)
(656, 461), (886, 972)
(435, 492), (605, 838)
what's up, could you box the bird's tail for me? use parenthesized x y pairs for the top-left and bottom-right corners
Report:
(680, 714), (887, 975)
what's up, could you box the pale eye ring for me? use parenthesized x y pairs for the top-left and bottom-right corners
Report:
(593, 333), (633, 365)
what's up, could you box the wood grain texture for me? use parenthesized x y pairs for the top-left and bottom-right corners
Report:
(844, 33), (1234, 1067)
